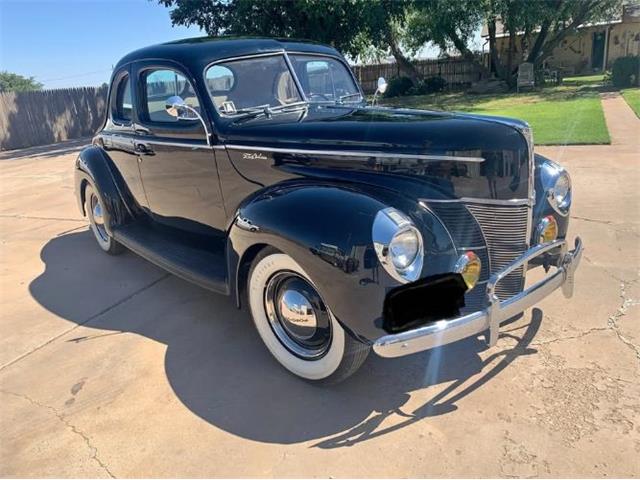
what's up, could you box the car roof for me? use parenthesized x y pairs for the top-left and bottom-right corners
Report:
(114, 36), (343, 72)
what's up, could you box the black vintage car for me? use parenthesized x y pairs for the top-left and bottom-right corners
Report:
(75, 37), (582, 383)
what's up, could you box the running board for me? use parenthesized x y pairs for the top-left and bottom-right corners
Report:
(113, 222), (229, 295)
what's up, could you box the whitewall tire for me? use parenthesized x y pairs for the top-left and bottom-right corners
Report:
(248, 248), (370, 383)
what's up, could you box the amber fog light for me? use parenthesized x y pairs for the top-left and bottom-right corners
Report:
(454, 251), (482, 290)
(537, 215), (558, 244)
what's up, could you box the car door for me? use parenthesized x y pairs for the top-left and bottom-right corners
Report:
(131, 60), (226, 235)
(100, 67), (148, 211)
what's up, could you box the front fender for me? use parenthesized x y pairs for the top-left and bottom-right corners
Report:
(75, 145), (136, 233)
(228, 182), (458, 342)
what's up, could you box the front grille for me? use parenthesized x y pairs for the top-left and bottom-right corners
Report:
(427, 201), (530, 311)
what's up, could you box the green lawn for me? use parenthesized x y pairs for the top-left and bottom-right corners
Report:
(381, 81), (611, 145)
(621, 88), (640, 118)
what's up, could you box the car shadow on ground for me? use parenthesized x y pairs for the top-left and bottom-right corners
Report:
(30, 230), (542, 447)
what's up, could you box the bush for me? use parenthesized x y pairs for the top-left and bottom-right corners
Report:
(384, 76), (414, 97)
(408, 76), (448, 95)
(611, 55), (640, 88)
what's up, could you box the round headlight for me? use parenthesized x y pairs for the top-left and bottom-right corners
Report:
(536, 215), (558, 244)
(372, 208), (424, 283)
(454, 251), (482, 290)
(548, 171), (571, 214)
(389, 227), (421, 270)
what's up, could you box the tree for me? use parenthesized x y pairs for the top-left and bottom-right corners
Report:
(525, 0), (622, 67)
(0, 71), (43, 92)
(158, 0), (422, 81)
(405, 0), (488, 75)
(406, 0), (484, 60)
(485, 0), (622, 86)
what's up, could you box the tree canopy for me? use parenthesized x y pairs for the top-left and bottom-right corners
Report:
(159, 0), (625, 88)
(0, 71), (43, 93)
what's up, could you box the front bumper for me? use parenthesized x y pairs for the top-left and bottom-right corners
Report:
(373, 237), (583, 358)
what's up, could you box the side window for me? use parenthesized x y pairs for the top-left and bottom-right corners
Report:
(143, 68), (200, 123)
(306, 61), (333, 96)
(112, 74), (132, 123)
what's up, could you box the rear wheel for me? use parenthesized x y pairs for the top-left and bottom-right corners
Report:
(248, 248), (370, 383)
(84, 184), (124, 255)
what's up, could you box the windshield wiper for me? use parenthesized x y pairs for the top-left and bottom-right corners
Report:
(233, 101), (308, 120)
(337, 93), (363, 104)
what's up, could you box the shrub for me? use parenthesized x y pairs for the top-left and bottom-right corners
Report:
(408, 76), (448, 95)
(384, 76), (414, 97)
(611, 55), (640, 88)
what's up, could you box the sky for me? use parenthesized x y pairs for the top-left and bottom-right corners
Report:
(0, 0), (483, 90)
(0, 0), (203, 89)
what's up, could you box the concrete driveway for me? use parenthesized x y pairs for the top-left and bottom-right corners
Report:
(1, 115), (638, 476)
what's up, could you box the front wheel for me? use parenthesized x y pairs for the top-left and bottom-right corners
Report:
(248, 248), (370, 384)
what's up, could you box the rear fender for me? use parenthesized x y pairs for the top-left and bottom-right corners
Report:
(75, 145), (136, 234)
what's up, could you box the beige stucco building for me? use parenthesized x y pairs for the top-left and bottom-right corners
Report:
(482, 3), (640, 75)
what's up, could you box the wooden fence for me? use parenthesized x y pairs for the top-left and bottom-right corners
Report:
(353, 56), (488, 93)
(0, 86), (108, 151)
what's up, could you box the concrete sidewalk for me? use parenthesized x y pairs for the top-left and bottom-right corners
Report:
(0, 134), (638, 476)
(600, 91), (640, 147)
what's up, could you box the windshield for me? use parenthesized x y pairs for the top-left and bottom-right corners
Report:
(289, 54), (361, 103)
(205, 54), (303, 115)
(204, 53), (362, 116)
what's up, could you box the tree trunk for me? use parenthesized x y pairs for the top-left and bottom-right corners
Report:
(488, 18), (504, 78)
(526, 21), (550, 65)
(528, 0), (596, 70)
(506, 27), (516, 88)
(448, 29), (491, 79)
(386, 28), (421, 83)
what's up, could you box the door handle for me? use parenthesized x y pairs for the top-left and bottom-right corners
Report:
(134, 142), (154, 156)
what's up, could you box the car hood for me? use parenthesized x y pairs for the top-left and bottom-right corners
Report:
(219, 105), (532, 201)
(220, 104), (529, 153)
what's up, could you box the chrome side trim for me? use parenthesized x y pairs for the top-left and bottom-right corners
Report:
(419, 198), (530, 206)
(225, 145), (485, 162)
(136, 139), (213, 150)
(373, 237), (583, 358)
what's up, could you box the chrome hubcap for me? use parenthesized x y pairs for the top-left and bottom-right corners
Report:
(265, 272), (332, 359)
(90, 194), (108, 243)
(278, 289), (317, 340)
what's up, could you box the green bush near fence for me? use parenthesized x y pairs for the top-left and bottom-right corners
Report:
(384, 77), (415, 97)
(384, 75), (448, 97)
(611, 56), (640, 88)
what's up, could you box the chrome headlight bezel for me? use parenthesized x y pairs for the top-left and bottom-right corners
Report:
(372, 208), (424, 283)
(541, 161), (571, 216)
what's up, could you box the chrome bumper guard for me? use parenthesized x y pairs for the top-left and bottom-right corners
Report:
(373, 237), (583, 358)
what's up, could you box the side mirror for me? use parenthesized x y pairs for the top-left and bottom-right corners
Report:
(165, 95), (188, 119)
(377, 77), (388, 94)
(372, 76), (388, 106)
(164, 95), (212, 147)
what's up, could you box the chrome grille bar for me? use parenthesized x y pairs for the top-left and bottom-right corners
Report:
(466, 203), (529, 301)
